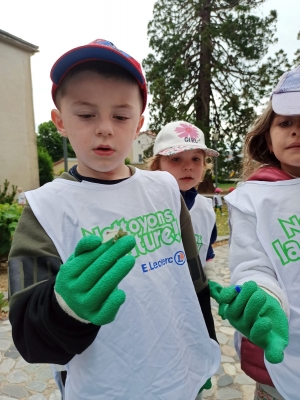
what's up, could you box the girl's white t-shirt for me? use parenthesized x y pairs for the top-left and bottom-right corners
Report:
(226, 178), (300, 400)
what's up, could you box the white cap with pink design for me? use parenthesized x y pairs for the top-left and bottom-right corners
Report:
(153, 121), (219, 157)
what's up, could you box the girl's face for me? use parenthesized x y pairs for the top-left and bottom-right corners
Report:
(159, 149), (205, 191)
(268, 115), (300, 177)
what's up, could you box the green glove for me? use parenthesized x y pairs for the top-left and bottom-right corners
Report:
(209, 280), (289, 364)
(54, 234), (136, 326)
(208, 280), (227, 319)
(199, 378), (212, 393)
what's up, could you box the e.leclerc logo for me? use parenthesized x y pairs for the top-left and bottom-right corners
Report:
(174, 251), (186, 265)
(141, 250), (186, 273)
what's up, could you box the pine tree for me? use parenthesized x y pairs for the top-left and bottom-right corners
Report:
(143, 0), (291, 177)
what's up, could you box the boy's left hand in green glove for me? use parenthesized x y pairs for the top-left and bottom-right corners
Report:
(209, 280), (289, 364)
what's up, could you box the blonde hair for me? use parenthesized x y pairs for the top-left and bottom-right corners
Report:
(146, 151), (213, 183)
(242, 101), (279, 180)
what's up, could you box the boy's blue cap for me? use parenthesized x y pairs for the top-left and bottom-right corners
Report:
(50, 39), (147, 113)
(271, 65), (300, 116)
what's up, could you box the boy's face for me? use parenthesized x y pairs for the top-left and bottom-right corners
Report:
(52, 71), (144, 180)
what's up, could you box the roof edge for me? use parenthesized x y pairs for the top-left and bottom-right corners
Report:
(0, 29), (39, 53)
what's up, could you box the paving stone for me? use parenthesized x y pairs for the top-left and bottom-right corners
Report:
(49, 390), (62, 400)
(223, 362), (236, 376)
(26, 380), (48, 392)
(15, 358), (29, 368)
(0, 339), (11, 351)
(0, 358), (16, 373)
(216, 387), (243, 399)
(211, 299), (218, 307)
(242, 384), (256, 398)
(235, 373), (255, 385)
(228, 338), (235, 347)
(216, 332), (228, 345)
(0, 325), (11, 332)
(24, 364), (42, 373)
(0, 396), (19, 400)
(219, 326), (235, 336)
(4, 350), (20, 359)
(221, 344), (237, 357)
(234, 363), (242, 373)
(221, 319), (232, 327)
(28, 394), (47, 400)
(217, 374), (234, 387)
(35, 365), (53, 380)
(221, 355), (235, 363)
(1, 385), (29, 398)
(215, 364), (224, 375)
(7, 370), (30, 383)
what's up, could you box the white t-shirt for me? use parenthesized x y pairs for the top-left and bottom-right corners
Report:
(213, 194), (222, 207)
(26, 169), (220, 400)
(225, 178), (300, 400)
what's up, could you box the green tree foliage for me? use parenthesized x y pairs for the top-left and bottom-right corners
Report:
(38, 147), (54, 186)
(37, 121), (75, 162)
(0, 203), (23, 258)
(0, 180), (17, 205)
(143, 0), (293, 177)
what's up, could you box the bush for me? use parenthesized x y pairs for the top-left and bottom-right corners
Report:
(0, 179), (17, 205)
(0, 203), (23, 258)
(38, 147), (54, 186)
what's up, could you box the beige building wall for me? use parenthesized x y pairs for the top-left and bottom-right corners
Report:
(0, 30), (39, 191)
(53, 158), (78, 176)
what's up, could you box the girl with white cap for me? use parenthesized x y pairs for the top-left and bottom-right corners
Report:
(148, 121), (220, 282)
(148, 121), (220, 398)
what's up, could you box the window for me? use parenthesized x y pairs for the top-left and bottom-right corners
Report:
(138, 154), (143, 162)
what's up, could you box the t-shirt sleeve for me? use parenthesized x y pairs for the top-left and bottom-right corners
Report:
(8, 206), (100, 364)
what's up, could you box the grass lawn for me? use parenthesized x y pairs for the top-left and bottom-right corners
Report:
(215, 203), (230, 236)
(215, 182), (237, 192)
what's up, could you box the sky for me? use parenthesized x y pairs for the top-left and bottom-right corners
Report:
(0, 0), (299, 130)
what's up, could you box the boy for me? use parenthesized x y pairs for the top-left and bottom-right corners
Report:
(8, 39), (220, 399)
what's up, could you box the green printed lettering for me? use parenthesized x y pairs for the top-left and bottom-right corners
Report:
(81, 226), (101, 237)
(272, 239), (290, 266)
(279, 215), (300, 239)
(272, 214), (300, 266)
(163, 209), (173, 223)
(195, 234), (203, 252)
(285, 240), (300, 262)
(81, 208), (182, 259)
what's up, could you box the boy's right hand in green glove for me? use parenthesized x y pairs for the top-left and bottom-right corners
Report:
(209, 280), (289, 364)
(54, 234), (136, 326)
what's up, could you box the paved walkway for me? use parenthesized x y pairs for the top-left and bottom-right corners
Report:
(0, 244), (255, 399)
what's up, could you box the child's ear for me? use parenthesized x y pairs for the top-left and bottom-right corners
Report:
(134, 115), (145, 140)
(51, 109), (67, 137)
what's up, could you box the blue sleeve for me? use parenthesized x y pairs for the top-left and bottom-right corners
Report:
(206, 224), (217, 260)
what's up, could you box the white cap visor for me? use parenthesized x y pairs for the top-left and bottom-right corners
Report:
(272, 92), (300, 115)
(157, 144), (219, 157)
